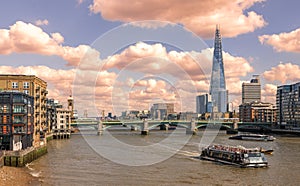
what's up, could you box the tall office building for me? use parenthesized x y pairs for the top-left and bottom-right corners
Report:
(276, 82), (300, 126)
(209, 25), (228, 113)
(0, 75), (47, 147)
(196, 94), (212, 114)
(242, 75), (261, 103)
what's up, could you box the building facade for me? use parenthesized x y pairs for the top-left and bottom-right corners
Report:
(46, 99), (58, 133)
(150, 103), (175, 120)
(209, 25), (228, 113)
(0, 75), (47, 147)
(239, 102), (276, 123)
(276, 82), (300, 126)
(242, 75), (261, 104)
(0, 92), (34, 151)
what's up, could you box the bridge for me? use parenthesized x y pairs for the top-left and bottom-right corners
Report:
(70, 118), (273, 135)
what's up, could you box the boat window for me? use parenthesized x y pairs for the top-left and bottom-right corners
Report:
(248, 153), (261, 157)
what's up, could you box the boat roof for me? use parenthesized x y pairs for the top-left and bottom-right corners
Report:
(207, 144), (260, 153)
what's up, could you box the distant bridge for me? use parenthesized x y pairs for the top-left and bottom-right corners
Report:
(71, 118), (274, 135)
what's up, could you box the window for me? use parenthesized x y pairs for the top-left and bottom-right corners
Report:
(23, 82), (29, 89)
(13, 115), (26, 124)
(13, 105), (26, 113)
(23, 90), (29, 95)
(12, 82), (18, 89)
(13, 95), (23, 103)
(0, 115), (10, 124)
(0, 105), (10, 114)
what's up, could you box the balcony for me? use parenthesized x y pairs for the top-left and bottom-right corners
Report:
(13, 109), (27, 114)
(13, 130), (26, 135)
(12, 121), (26, 126)
(13, 127), (26, 135)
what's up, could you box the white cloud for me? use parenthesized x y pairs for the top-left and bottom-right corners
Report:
(89, 0), (266, 38)
(35, 19), (49, 26)
(263, 62), (300, 83)
(259, 28), (300, 53)
(0, 21), (100, 70)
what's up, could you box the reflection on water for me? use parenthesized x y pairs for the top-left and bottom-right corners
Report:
(29, 129), (300, 185)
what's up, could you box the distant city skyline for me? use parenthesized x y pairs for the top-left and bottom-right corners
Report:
(0, 1), (300, 116)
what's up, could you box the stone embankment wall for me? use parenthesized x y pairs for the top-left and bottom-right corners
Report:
(3, 145), (47, 167)
(0, 151), (3, 168)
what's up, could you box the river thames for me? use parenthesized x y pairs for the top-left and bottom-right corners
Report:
(27, 128), (300, 185)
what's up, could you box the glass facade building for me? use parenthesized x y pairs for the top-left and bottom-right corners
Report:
(276, 82), (300, 127)
(209, 25), (228, 113)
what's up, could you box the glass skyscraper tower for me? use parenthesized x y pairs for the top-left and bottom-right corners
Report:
(209, 25), (228, 114)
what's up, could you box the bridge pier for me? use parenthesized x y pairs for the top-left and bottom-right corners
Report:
(97, 120), (103, 135)
(186, 119), (197, 135)
(131, 125), (138, 131)
(160, 124), (169, 131)
(233, 121), (238, 130)
(141, 119), (149, 135)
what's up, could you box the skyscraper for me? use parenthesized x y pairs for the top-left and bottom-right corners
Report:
(209, 25), (228, 113)
(242, 75), (261, 103)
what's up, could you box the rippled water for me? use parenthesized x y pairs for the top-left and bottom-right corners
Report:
(28, 128), (300, 185)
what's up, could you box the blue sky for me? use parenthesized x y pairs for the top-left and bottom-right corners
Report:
(0, 0), (299, 115)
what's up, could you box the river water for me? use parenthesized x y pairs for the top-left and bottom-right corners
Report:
(27, 127), (300, 185)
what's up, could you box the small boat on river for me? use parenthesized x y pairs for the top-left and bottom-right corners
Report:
(229, 134), (275, 141)
(200, 144), (268, 168)
(260, 148), (274, 154)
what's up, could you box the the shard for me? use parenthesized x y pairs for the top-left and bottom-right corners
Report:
(209, 25), (228, 114)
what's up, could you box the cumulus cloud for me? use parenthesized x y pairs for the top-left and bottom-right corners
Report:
(0, 21), (99, 69)
(35, 19), (49, 26)
(259, 28), (300, 53)
(261, 83), (277, 104)
(89, 0), (266, 38)
(263, 62), (300, 83)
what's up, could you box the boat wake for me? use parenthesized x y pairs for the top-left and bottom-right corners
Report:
(176, 150), (200, 157)
(26, 162), (42, 178)
(25, 162), (34, 171)
(30, 171), (42, 178)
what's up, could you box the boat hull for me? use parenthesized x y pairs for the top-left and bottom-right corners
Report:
(229, 134), (275, 141)
(200, 155), (268, 168)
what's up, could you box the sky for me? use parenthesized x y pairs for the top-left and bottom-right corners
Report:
(0, 0), (300, 117)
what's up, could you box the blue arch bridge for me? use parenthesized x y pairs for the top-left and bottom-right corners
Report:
(70, 118), (274, 135)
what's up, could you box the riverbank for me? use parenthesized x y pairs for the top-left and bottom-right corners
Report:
(0, 166), (40, 186)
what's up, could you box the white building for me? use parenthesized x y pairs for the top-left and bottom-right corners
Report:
(55, 108), (71, 131)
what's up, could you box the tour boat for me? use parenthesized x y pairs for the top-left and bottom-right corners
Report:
(200, 144), (268, 168)
(229, 134), (275, 141)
